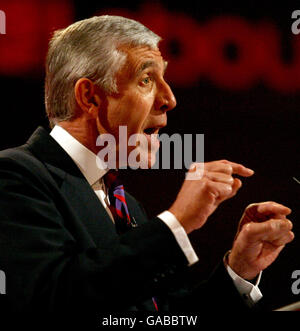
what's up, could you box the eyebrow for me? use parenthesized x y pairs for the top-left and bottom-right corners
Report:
(137, 60), (168, 75)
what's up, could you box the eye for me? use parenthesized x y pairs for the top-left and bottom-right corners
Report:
(143, 77), (150, 84)
(140, 76), (152, 86)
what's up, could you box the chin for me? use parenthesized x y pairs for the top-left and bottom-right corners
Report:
(143, 149), (158, 169)
(127, 148), (157, 169)
(148, 153), (158, 169)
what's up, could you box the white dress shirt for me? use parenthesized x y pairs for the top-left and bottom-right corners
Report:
(50, 124), (262, 305)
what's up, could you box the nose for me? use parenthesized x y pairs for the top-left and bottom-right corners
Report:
(155, 80), (177, 112)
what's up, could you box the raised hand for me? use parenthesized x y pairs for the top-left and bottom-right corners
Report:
(228, 202), (294, 280)
(169, 160), (254, 234)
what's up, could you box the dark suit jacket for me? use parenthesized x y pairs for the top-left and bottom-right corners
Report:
(0, 127), (248, 321)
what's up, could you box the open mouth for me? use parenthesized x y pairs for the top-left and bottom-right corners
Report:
(142, 127), (160, 149)
(143, 127), (157, 135)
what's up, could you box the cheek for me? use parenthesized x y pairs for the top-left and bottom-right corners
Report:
(119, 94), (153, 134)
(104, 87), (155, 144)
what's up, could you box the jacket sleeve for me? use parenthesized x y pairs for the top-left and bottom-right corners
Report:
(125, 192), (252, 313)
(165, 261), (252, 313)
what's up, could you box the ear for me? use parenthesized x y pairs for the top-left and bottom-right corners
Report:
(74, 78), (101, 118)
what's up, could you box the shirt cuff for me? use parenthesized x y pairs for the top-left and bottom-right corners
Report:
(157, 211), (199, 266)
(224, 251), (263, 306)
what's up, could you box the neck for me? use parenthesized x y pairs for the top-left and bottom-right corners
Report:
(58, 118), (99, 155)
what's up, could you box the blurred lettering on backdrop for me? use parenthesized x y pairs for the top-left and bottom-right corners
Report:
(1, 1), (300, 92)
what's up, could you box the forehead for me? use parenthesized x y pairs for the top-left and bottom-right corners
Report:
(119, 45), (167, 75)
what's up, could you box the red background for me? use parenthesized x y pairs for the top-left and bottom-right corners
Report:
(0, 0), (299, 311)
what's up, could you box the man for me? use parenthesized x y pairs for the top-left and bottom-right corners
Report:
(0, 15), (294, 318)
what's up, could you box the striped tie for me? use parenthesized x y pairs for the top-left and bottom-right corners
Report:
(104, 170), (158, 310)
(105, 170), (135, 234)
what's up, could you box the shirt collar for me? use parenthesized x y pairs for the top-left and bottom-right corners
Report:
(50, 125), (108, 186)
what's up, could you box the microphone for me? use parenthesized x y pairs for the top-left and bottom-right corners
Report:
(293, 177), (300, 185)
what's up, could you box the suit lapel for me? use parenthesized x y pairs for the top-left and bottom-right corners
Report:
(60, 172), (119, 244)
(26, 127), (119, 245)
(25, 126), (83, 178)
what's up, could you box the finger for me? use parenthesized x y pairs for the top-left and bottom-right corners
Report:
(262, 219), (293, 242)
(271, 231), (295, 246)
(206, 171), (234, 184)
(205, 161), (233, 175)
(205, 179), (233, 200)
(219, 160), (254, 177)
(241, 218), (293, 244)
(242, 202), (292, 225)
(256, 201), (292, 216)
(228, 178), (242, 198)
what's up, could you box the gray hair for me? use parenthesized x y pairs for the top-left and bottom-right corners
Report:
(45, 15), (161, 127)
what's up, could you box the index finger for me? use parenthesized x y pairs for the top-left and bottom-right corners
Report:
(241, 202), (292, 227)
(256, 201), (292, 217)
(220, 160), (254, 177)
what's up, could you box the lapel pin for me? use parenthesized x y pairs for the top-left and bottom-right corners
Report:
(131, 217), (138, 228)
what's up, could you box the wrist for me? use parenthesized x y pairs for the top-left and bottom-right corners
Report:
(227, 250), (258, 281)
(168, 207), (192, 234)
